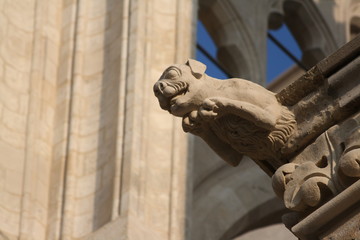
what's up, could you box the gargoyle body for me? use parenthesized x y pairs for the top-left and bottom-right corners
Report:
(153, 59), (296, 174)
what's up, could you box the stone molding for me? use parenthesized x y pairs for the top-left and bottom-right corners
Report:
(286, 179), (360, 239)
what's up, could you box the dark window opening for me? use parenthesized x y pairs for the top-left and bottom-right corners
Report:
(266, 23), (303, 84)
(196, 20), (230, 79)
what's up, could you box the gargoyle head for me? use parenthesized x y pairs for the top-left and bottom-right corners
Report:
(153, 59), (207, 117)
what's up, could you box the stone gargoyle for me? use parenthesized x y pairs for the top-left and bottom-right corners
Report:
(154, 37), (360, 237)
(153, 50), (360, 215)
(153, 59), (297, 175)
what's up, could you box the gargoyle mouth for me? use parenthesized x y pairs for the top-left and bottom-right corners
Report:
(169, 90), (187, 112)
(153, 80), (188, 112)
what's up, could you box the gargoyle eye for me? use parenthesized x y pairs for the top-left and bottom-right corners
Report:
(164, 68), (180, 79)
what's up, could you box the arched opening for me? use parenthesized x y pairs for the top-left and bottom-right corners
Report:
(196, 17), (252, 81)
(191, 158), (288, 240)
(197, 0), (259, 83)
(267, 0), (339, 92)
(283, 0), (338, 68)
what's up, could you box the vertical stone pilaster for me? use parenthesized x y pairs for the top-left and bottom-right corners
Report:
(118, 0), (196, 239)
(20, 0), (81, 239)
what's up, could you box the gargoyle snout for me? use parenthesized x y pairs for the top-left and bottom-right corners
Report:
(154, 81), (177, 98)
(153, 81), (167, 96)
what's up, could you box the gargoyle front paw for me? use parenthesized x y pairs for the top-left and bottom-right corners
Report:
(182, 111), (203, 134)
(199, 98), (219, 120)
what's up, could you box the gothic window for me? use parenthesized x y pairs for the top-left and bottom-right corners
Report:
(267, 23), (303, 83)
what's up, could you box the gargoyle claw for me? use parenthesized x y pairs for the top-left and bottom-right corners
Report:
(199, 98), (219, 120)
(182, 111), (203, 134)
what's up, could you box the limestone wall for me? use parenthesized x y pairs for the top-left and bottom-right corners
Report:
(0, 0), (196, 239)
(0, 0), (40, 238)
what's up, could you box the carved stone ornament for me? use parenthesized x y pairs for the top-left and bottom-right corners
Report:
(154, 35), (360, 239)
(272, 121), (360, 212)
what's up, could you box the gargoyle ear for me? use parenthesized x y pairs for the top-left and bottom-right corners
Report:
(186, 59), (206, 79)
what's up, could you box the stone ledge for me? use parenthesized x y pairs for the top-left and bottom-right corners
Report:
(288, 179), (360, 240)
